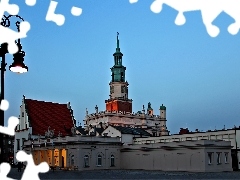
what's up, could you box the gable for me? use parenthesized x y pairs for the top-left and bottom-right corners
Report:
(102, 126), (121, 137)
(24, 98), (75, 137)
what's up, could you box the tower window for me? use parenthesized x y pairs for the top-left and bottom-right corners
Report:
(121, 72), (124, 81)
(121, 86), (125, 93)
(110, 86), (114, 93)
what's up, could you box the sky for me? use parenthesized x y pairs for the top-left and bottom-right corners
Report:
(2, 0), (240, 134)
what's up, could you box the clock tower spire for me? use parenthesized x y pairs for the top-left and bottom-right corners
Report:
(105, 33), (132, 113)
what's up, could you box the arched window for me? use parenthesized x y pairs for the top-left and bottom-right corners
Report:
(71, 155), (74, 166)
(110, 155), (115, 167)
(97, 154), (102, 166)
(84, 155), (89, 167)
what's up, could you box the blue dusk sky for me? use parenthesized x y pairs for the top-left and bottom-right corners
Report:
(3, 0), (240, 134)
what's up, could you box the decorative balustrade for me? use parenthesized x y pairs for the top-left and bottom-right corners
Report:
(86, 110), (164, 120)
(23, 136), (122, 148)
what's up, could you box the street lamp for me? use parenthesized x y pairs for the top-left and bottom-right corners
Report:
(0, 15), (28, 163)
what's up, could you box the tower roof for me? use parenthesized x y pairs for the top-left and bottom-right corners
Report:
(113, 32), (123, 56)
(147, 102), (153, 110)
(160, 104), (166, 110)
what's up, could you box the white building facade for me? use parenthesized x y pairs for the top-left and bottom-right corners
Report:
(133, 127), (240, 170)
(22, 135), (233, 172)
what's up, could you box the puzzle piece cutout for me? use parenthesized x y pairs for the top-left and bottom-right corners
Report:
(131, 0), (240, 37)
(46, 0), (82, 26)
(16, 151), (49, 180)
(129, 0), (138, 4)
(0, 99), (48, 180)
(0, 0), (19, 18)
(71, 6), (82, 16)
(25, 0), (37, 6)
(0, 0), (31, 54)
(0, 162), (16, 180)
(0, 100), (19, 136)
(0, 21), (30, 54)
(46, 0), (65, 26)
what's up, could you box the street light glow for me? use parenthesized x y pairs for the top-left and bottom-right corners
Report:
(10, 66), (28, 73)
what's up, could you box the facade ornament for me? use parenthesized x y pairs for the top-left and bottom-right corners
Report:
(45, 126), (54, 138)
(95, 105), (98, 113)
(28, 133), (31, 140)
(148, 102), (151, 109)
(86, 108), (88, 116)
(58, 131), (62, 137)
(71, 126), (76, 136)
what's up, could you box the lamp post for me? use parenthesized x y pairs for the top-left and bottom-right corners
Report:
(0, 15), (28, 163)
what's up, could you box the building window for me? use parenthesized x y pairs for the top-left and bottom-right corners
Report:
(110, 86), (114, 94)
(110, 155), (115, 167)
(97, 155), (102, 166)
(217, 153), (221, 164)
(208, 153), (213, 164)
(121, 86), (125, 93)
(17, 139), (20, 150)
(71, 155), (74, 166)
(22, 138), (25, 147)
(225, 153), (228, 163)
(22, 112), (24, 117)
(84, 155), (89, 167)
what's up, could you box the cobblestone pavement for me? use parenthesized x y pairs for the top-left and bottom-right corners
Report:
(7, 168), (240, 179)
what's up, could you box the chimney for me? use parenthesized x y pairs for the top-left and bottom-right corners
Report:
(67, 102), (71, 109)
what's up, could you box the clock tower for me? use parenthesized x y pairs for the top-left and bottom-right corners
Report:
(105, 33), (132, 113)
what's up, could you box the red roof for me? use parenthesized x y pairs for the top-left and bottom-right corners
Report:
(24, 99), (75, 137)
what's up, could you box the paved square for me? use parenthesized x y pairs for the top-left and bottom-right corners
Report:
(6, 168), (240, 179)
